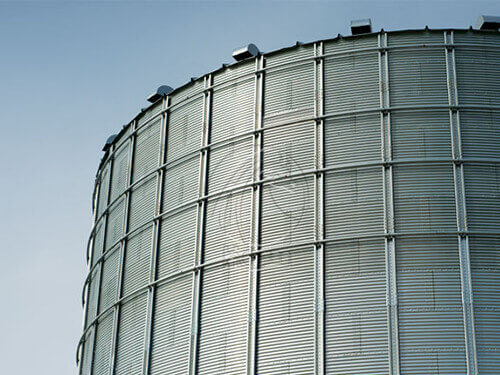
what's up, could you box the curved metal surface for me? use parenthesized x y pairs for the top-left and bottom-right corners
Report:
(79, 29), (500, 375)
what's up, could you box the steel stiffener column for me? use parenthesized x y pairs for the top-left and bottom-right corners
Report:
(246, 55), (264, 375)
(379, 31), (400, 375)
(313, 41), (325, 375)
(444, 30), (478, 375)
(188, 74), (212, 375)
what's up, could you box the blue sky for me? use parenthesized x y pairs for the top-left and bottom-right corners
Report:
(0, 1), (498, 374)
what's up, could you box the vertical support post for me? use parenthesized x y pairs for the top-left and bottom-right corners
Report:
(313, 42), (325, 375)
(188, 74), (212, 375)
(379, 31), (400, 375)
(109, 120), (137, 375)
(247, 54), (264, 375)
(143, 97), (170, 375)
(444, 30), (477, 375)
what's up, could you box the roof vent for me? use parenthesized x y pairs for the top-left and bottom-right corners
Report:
(476, 15), (500, 31)
(102, 134), (118, 151)
(147, 85), (174, 103)
(350, 19), (372, 35)
(232, 43), (260, 61)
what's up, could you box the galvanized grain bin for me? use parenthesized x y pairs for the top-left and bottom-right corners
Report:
(78, 28), (500, 374)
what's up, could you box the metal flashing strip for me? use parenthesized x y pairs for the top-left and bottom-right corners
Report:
(445, 30), (478, 375)
(379, 31), (400, 374)
(313, 41), (325, 375)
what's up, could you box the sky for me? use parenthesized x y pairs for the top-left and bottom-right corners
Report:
(0, 1), (498, 374)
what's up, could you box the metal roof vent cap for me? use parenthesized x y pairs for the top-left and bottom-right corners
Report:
(232, 43), (260, 61)
(147, 85), (174, 103)
(476, 15), (500, 31)
(102, 134), (118, 151)
(350, 18), (372, 35)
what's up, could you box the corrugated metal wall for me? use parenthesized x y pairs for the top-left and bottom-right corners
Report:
(79, 29), (500, 374)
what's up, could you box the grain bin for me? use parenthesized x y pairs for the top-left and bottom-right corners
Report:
(78, 26), (500, 374)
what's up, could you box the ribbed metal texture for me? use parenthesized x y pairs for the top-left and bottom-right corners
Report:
(257, 248), (315, 374)
(198, 260), (249, 374)
(114, 293), (148, 375)
(150, 275), (193, 374)
(80, 29), (500, 374)
(325, 239), (388, 374)
(92, 312), (113, 375)
(157, 206), (196, 279)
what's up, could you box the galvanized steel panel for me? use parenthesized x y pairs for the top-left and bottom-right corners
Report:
(166, 97), (203, 162)
(207, 138), (253, 194)
(169, 80), (204, 107)
(454, 30), (500, 46)
(257, 248), (315, 374)
(110, 143), (130, 202)
(324, 34), (377, 54)
(396, 237), (466, 374)
(128, 176), (156, 232)
(325, 168), (385, 238)
(80, 329), (94, 375)
(325, 239), (389, 374)
(261, 177), (314, 248)
(393, 165), (457, 233)
(162, 156), (199, 212)
(98, 246), (120, 313)
(204, 190), (252, 262)
(122, 226), (153, 296)
(198, 260), (249, 374)
(262, 122), (315, 178)
(86, 268), (100, 327)
(157, 207), (196, 279)
(137, 101), (162, 129)
(387, 30), (444, 46)
(114, 293), (148, 375)
(470, 236), (500, 374)
(92, 312), (114, 375)
(391, 110), (452, 159)
(388, 49), (449, 107)
(455, 47), (500, 107)
(211, 79), (254, 143)
(464, 164), (500, 232)
(97, 163), (110, 219)
(265, 44), (313, 68)
(105, 198), (125, 250)
(150, 274), (193, 374)
(460, 110), (500, 159)
(132, 118), (161, 182)
(264, 60), (314, 126)
(324, 52), (379, 113)
(324, 114), (380, 166)
(213, 60), (254, 85)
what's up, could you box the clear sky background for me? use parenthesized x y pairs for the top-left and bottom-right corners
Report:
(0, 1), (498, 374)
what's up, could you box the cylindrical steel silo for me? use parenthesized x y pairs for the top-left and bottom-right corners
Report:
(78, 28), (500, 374)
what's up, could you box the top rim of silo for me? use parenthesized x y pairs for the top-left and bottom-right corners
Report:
(97, 26), (499, 172)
